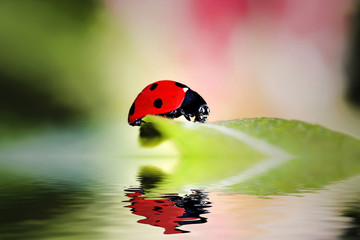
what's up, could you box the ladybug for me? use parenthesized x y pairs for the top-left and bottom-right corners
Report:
(128, 80), (210, 126)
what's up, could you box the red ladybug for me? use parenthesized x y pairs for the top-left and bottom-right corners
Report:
(128, 80), (210, 126)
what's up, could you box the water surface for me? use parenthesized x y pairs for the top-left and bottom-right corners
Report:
(1, 156), (360, 240)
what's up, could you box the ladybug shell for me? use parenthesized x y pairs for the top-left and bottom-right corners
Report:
(128, 80), (188, 125)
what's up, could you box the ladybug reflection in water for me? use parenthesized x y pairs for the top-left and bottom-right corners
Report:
(124, 189), (211, 234)
(128, 80), (210, 126)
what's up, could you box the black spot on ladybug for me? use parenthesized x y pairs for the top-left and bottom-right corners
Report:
(149, 83), (158, 91)
(153, 98), (163, 108)
(129, 102), (135, 116)
(153, 206), (162, 211)
(175, 82), (188, 89)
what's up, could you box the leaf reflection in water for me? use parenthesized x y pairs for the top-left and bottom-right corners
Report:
(124, 188), (211, 234)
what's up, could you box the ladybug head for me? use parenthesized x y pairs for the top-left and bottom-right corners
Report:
(180, 89), (210, 123)
(194, 104), (210, 123)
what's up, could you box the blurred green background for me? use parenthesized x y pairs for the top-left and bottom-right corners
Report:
(1, 0), (117, 128)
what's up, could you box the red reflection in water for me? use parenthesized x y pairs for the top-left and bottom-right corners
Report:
(124, 189), (211, 234)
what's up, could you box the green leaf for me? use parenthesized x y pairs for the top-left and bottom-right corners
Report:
(139, 116), (360, 195)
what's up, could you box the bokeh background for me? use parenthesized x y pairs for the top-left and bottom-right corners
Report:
(1, 0), (360, 148)
(1, 1), (360, 239)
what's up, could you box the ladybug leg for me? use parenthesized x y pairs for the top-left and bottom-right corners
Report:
(160, 109), (181, 119)
(180, 108), (192, 121)
(131, 118), (145, 126)
(184, 114), (191, 121)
